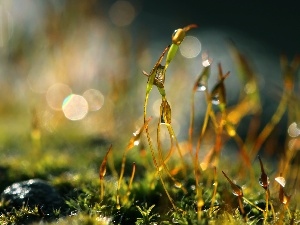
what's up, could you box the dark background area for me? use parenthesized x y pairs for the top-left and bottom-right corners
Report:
(139, 0), (300, 56)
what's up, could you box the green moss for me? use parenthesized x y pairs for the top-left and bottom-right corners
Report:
(0, 23), (299, 225)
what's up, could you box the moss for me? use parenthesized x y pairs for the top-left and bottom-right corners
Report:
(0, 24), (299, 225)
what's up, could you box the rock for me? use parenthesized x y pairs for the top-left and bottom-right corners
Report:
(1, 179), (66, 216)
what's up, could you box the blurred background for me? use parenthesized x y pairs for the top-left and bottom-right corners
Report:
(0, 0), (299, 151)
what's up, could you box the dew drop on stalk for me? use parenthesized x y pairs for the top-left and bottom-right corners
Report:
(133, 139), (140, 146)
(226, 123), (236, 137)
(288, 122), (300, 137)
(174, 181), (182, 189)
(231, 184), (243, 197)
(202, 59), (211, 67)
(222, 171), (243, 197)
(258, 156), (270, 190)
(196, 82), (207, 91)
(259, 177), (270, 189)
(275, 176), (286, 187)
(128, 117), (151, 149)
(201, 52), (212, 67)
(211, 95), (220, 105)
(200, 162), (208, 171)
(172, 28), (185, 45)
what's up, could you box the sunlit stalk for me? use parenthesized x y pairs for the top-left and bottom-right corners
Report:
(116, 118), (151, 209)
(209, 167), (218, 217)
(213, 110), (226, 166)
(157, 116), (180, 186)
(222, 171), (245, 217)
(99, 145), (112, 201)
(250, 92), (288, 159)
(166, 124), (186, 175)
(127, 162), (136, 196)
(263, 189), (269, 224)
(251, 55), (299, 160)
(188, 90), (196, 155)
(157, 99), (187, 193)
(194, 91), (212, 174)
(242, 197), (264, 213)
(238, 196), (245, 216)
(145, 123), (177, 210)
(189, 57), (211, 156)
(196, 185), (204, 222)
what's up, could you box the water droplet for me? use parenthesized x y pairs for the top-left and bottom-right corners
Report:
(202, 59), (211, 67)
(200, 162), (208, 171)
(70, 211), (77, 216)
(288, 122), (300, 137)
(190, 185), (196, 191)
(172, 28), (185, 45)
(197, 199), (204, 207)
(259, 176), (270, 189)
(174, 182), (182, 188)
(172, 218), (179, 224)
(226, 124), (236, 137)
(212, 95), (220, 105)
(232, 185), (243, 197)
(275, 176), (286, 187)
(201, 52), (212, 67)
(196, 82), (207, 91)
(133, 140), (140, 146)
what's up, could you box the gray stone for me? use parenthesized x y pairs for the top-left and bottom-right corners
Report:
(1, 179), (66, 215)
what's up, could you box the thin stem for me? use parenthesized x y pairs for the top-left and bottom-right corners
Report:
(157, 107), (187, 193)
(116, 149), (129, 209)
(242, 197), (264, 213)
(212, 109), (226, 166)
(263, 189), (269, 224)
(100, 180), (104, 201)
(238, 196), (245, 216)
(127, 162), (136, 196)
(166, 124), (186, 176)
(251, 92), (288, 159)
(209, 167), (218, 217)
(99, 145), (112, 201)
(188, 91), (196, 155)
(145, 123), (177, 210)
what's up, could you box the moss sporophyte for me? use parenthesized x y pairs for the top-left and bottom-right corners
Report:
(2, 23), (300, 225)
(94, 24), (300, 225)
